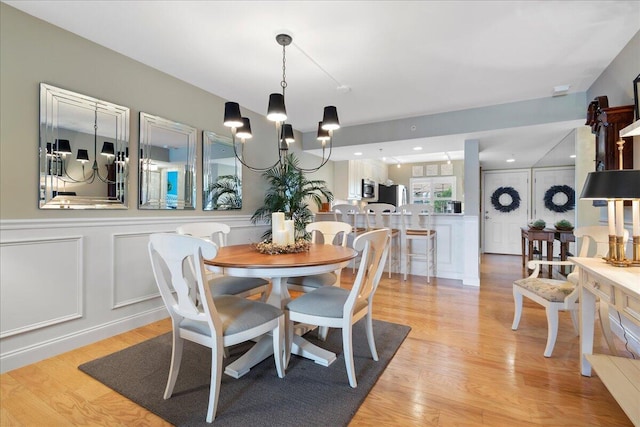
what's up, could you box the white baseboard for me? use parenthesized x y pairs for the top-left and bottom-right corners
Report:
(0, 307), (168, 374)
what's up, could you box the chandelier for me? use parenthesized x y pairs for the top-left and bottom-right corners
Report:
(49, 106), (127, 184)
(223, 33), (340, 173)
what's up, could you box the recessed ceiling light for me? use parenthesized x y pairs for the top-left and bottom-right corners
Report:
(570, 154), (576, 158)
(506, 158), (515, 163)
(413, 146), (422, 151)
(354, 152), (363, 156)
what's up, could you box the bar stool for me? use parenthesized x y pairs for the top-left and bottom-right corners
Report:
(364, 203), (400, 277)
(332, 204), (366, 273)
(399, 204), (436, 283)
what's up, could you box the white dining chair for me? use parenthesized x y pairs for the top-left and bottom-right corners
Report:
(177, 222), (269, 300)
(286, 228), (391, 388)
(287, 221), (353, 293)
(399, 204), (437, 283)
(148, 233), (285, 423)
(364, 203), (400, 277)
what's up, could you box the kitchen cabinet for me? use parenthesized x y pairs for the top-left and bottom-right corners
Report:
(586, 96), (634, 171)
(334, 160), (363, 200)
(333, 159), (389, 201)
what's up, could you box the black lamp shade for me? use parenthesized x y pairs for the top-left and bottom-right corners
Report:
(580, 170), (640, 200)
(101, 142), (115, 156)
(76, 149), (90, 162)
(236, 117), (253, 139)
(321, 106), (340, 131)
(54, 139), (72, 154)
(317, 121), (330, 142)
(223, 102), (243, 128)
(267, 93), (287, 122)
(282, 124), (295, 143)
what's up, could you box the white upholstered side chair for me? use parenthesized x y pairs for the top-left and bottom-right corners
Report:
(287, 221), (353, 293)
(399, 204), (437, 283)
(177, 222), (269, 300)
(567, 226), (629, 354)
(148, 233), (285, 423)
(286, 229), (391, 388)
(512, 259), (578, 357)
(364, 203), (400, 277)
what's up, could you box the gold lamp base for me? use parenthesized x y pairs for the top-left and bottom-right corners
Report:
(604, 235), (636, 267)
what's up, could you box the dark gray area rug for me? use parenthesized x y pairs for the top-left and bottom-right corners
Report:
(79, 319), (410, 426)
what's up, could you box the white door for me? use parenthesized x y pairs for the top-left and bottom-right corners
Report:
(533, 167), (576, 256)
(483, 170), (530, 255)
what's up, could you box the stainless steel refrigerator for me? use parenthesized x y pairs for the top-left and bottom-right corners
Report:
(376, 184), (407, 207)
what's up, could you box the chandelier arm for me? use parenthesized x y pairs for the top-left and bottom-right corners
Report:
(231, 133), (281, 173)
(290, 138), (333, 174)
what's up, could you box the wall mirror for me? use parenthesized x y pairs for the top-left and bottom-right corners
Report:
(39, 83), (130, 209)
(202, 131), (242, 210)
(139, 112), (196, 209)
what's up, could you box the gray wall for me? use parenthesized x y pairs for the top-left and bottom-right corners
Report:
(0, 3), (332, 220)
(587, 30), (640, 107)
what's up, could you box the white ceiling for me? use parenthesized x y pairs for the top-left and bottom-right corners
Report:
(9, 0), (639, 169)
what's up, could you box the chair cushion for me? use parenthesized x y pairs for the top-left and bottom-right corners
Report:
(286, 286), (368, 318)
(287, 272), (337, 288)
(208, 275), (268, 296)
(513, 277), (575, 302)
(180, 295), (282, 337)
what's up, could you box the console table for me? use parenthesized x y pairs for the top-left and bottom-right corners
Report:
(520, 227), (554, 277)
(573, 257), (640, 425)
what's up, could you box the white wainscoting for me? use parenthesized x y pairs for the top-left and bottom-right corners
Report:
(0, 215), (267, 373)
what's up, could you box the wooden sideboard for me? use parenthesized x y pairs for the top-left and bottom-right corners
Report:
(573, 257), (640, 425)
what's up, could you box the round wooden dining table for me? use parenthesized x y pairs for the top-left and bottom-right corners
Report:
(205, 243), (357, 378)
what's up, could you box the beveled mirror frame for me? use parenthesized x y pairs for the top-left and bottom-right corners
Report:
(39, 83), (130, 209)
(202, 131), (242, 210)
(139, 112), (197, 210)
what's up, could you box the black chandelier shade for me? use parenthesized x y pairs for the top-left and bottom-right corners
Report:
(76, 149), (90, 163)
(101, 142), (115, 157)
(236, 117), (252, 140)
(223, 102), (243, 128)
(580, 170), (640, 200)
(53, 139), (72, 154)
(321, 106), (340, 130)
(267, 93), (287, 122)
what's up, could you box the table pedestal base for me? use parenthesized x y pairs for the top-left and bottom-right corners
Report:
(224, 331), (337, 379)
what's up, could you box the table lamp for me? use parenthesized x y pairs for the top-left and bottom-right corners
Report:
(580, 169), (640, 266)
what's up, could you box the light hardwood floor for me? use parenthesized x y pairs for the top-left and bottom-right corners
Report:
(0, 254), (634, 426)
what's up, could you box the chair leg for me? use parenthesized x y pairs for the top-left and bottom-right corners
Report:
(365, 310), (379, 361)
(206, 335), (224, 423)
(544, 307), (559, 358)
(511, 286), (523, 330)
(272, 316), (285, 378)
(342, 323), (357, 388)
(164, 329), (184, 399)
(318, 326), (329, 341)
(403, 238), (410, 281)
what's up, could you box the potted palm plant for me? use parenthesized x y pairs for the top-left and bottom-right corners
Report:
(204, 174), (242, 210)
(252, 153), (333, 241)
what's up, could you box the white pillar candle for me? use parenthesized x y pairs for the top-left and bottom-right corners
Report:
(608, 201), (616, 236)
(633, 200), (639, 237)
(284, 220), (295, 244)
(615, 200), (624, 237)
(272, 212), (285, 240)
(273, 230), (288, 246)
